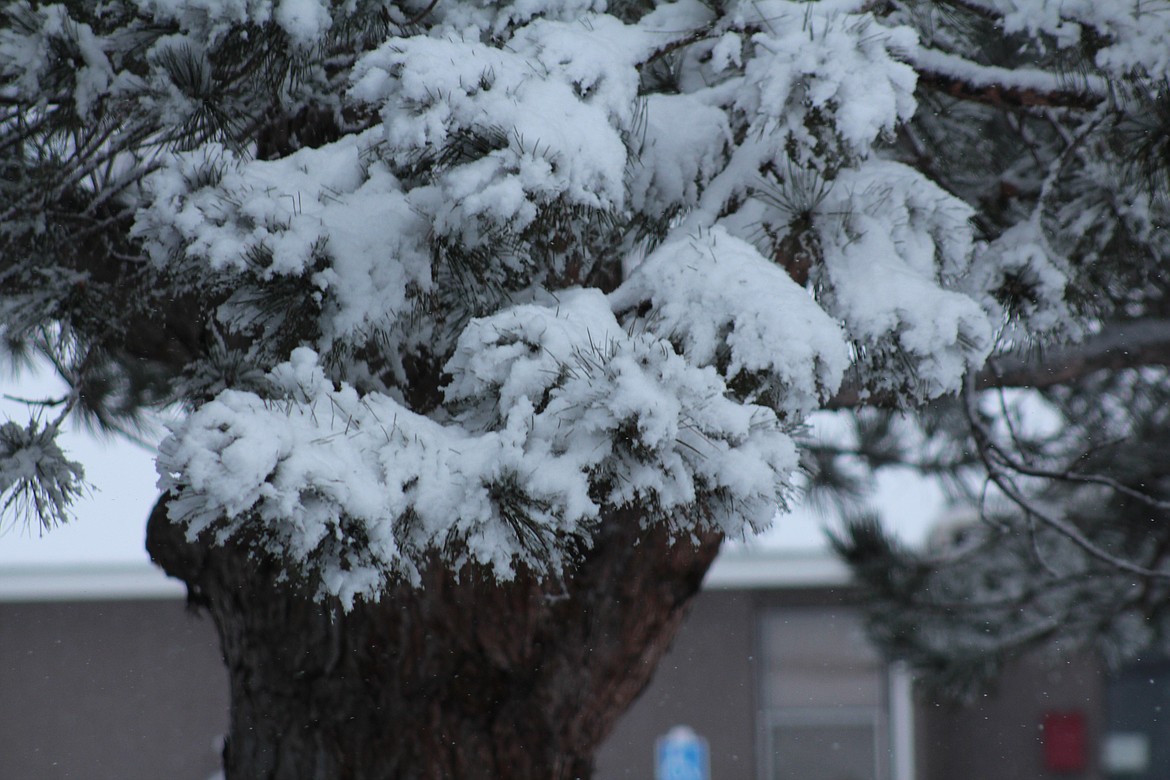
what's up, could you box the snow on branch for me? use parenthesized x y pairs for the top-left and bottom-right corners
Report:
(161, 292), (800, 606)
(611, 228), (849, 420)
(982, 0), (1170, 80)
(813, 161), (993, 402)
(911, 48), (1106, 109)
(135, 132), (432, 352)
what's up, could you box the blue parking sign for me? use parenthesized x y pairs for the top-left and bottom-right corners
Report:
(656, 726), (710, 780)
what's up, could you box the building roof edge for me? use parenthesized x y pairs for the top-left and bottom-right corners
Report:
(0, 548), (851, 602)
(0, 563), (185, 602)
(703, 548), (852, 589)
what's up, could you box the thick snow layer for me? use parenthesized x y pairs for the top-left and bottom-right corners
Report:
(681, 1), (920, 233)
(612, 228), (849, 419)
(135, 131), (433, 349)
(163, 293), (800, 604)
(815, 161), (992, 399)
(732, 5), (918, 169)
(134, 0), (332, 45)
(986, 0), (1170, 79)
(9, 0), (1082, 601)
(627, 94), (730, 217)
(349, 14), (682, 236)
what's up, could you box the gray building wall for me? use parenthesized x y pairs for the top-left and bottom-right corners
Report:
(0, 599), (227, 780)
(0, 587), (773, 780)
(916, 652), (1104, 780)
(0, 577), (1113, 780)
(595, 589), (759, 779)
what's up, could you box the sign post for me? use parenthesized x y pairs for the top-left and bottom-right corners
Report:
(655, 725), (710, 780)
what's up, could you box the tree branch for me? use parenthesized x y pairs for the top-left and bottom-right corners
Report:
(979, 319), (1170, 390)
(961, 373), (1170, 580)
(911, 48), (1105, 110)
(827, 319), (1170, 409)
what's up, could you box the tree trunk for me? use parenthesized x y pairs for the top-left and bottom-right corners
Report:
(147, 498), (722, 780)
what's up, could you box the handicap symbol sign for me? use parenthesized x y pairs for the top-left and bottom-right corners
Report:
(656, 725), (710, 780)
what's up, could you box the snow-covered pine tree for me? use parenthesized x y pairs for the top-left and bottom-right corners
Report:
(2, 0), (1169, 775)
(811, 1), (1170, 700)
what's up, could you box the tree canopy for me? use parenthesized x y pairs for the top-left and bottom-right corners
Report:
(3, 0), (1170, 687)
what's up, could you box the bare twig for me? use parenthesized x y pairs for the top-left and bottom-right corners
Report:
(401, 0), (440, 27)
(962, 372), (1170, 579)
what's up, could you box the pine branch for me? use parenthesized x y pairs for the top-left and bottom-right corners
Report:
(961, 372), (1170, 580)
(911, 48), (1106, 110)
(828, 318), (1170, 408)
(400, 0), (441, 27)
(980, 319), (1170, 390)
(932, 0), (1003, 23)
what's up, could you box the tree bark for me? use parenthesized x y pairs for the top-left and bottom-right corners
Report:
(146, 497), (721, 780)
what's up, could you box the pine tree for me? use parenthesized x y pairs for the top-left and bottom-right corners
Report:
(814, 1), (1170, 700)
(3, 0), (1169, 775)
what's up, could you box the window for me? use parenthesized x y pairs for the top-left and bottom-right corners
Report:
(759, 607), (887, 780)
(1104, 660), (1170, 779)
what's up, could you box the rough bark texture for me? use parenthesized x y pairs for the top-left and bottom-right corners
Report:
(146, 497), (721, 780)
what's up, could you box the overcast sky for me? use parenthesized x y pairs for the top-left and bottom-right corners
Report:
(0, 365), (161, 565)
(1, 366), (943, 567)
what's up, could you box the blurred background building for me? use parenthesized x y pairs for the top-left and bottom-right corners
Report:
(2, 546), (1149, 780)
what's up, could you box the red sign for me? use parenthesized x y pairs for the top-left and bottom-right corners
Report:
(1043, 711), (1087, 772)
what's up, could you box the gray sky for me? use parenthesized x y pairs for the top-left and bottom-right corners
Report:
(1, 366), (160, 565)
